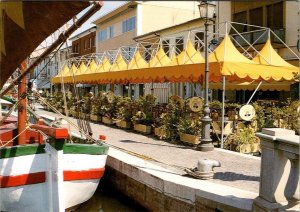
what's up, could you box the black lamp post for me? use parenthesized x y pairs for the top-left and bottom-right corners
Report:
(198, 1), (215, 151)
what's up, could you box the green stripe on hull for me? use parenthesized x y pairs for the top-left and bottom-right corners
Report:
(0, 144), (45, 159)
(63, 143), (108, 155)
(0, 143), (108, 159)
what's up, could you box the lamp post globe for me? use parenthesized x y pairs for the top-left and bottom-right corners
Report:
(198, 1), (215, 151)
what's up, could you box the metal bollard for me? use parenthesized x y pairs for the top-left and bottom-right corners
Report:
(195, 159), (221, 180)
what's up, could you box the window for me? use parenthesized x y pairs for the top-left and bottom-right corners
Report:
(89, 37), (92, 48)
(233, 11), (247, 32)
(109, 26), (114, 38)
(162, 40), (170, 56)
(122, 47), (135, 61)
(92, 37), (95, 47)
(122, 16), (136, 33)
(175, 37), (184, 55)
(144, 45), (152, 62)
(98, 29), (107, 42)
(267, 2), (283, 29)
(250, 7), (263, 29)
(84, 39), (87, 49)
(194, 32), (204, 51)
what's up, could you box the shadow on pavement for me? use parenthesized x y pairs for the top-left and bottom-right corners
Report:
(213, 172), (260, 182)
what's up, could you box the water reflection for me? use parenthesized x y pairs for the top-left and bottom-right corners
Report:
(75, 182), (147, 212)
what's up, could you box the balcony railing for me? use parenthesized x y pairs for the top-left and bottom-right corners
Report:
(232, 28), (285, 47)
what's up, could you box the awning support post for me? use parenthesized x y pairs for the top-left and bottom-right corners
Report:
(220, 76), (226, 149)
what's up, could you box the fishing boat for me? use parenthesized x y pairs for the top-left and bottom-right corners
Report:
(0, 1), (108, 211)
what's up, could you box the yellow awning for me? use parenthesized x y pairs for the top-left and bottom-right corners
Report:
(252, 39), (294, 67)
(128, 50), (148, 69)
(175, 40), (204, 65)
(110, 54), (128, 72)
(210, 81), (293, 91)
(98, 56), (111, 72)
(149, 47), (172, 67)
(77, 62), (87, 75)
(52, 35), (299, 85)
(86, 60), (98, 74)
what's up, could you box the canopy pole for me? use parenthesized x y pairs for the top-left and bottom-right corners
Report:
(0, 1), (104, 98)
(220, 76), (226, 149)
(246, 81), (263, 105)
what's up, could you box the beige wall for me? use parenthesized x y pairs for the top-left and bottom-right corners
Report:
(95, 1), (199, 53)
(141, 2), (198, 35)
(216, 1), (231, 36)
(285, 1), (300, 47)
(96, 8), (137, 52)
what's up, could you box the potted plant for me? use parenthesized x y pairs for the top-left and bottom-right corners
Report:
(90, 94), (103, 122)
(80, 94), (92, 119)
(131, 94), (156, 134)
(155, 96), (184, 141)
(224, 127), (260, 154)
(153, 113), (169, 139)
(209, 100), (222, 121)
(178, 115), (202, 145)
(116, 97), (133, 129)
(100, 91), (119, 125)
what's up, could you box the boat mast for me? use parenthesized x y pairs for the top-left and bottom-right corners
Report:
(18, 61), (27, 145)
(0, 1), (104, 98)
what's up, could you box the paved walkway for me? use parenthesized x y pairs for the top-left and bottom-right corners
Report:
(35, 107), (260, 193)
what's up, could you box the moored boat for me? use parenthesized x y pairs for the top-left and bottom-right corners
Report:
(0, 129), (108, 211)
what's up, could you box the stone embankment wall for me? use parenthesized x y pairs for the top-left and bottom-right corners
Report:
(104, 148), (256, 212)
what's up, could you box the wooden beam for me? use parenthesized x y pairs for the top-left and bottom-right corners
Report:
(30, 124), (68, 139)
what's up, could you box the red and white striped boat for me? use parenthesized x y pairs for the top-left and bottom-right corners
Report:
(0, 131), (108, 211)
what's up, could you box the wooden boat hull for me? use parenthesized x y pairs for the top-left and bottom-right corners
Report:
(0, 142), (108, 211)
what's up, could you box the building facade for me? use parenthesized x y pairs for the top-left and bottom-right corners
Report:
(70, 26), (96, 57)
(93, 1), (200, 98)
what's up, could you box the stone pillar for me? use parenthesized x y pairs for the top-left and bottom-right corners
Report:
(253, 128), (300, 212)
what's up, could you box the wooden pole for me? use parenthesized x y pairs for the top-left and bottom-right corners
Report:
(18, 61), (27, 145)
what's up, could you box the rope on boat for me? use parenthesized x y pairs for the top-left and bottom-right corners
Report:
(0, 92), (26, 126)
(0, 126), (29, 148)
(36, 92), (97, 143)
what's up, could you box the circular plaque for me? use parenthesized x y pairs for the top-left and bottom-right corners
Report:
(189, 97), (203, 112)
(239, 104), (256, 121)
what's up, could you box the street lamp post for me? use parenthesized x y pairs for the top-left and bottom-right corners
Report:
(198, 1), (215, 151)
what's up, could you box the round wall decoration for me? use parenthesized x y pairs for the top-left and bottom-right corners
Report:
(239, 104), (256, 121)
(189, 97), (203, 112)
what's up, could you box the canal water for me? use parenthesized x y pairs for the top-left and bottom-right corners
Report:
(75, 181), (147, 212)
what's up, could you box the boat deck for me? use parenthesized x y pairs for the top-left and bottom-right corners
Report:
(35, 106), (260, 194)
